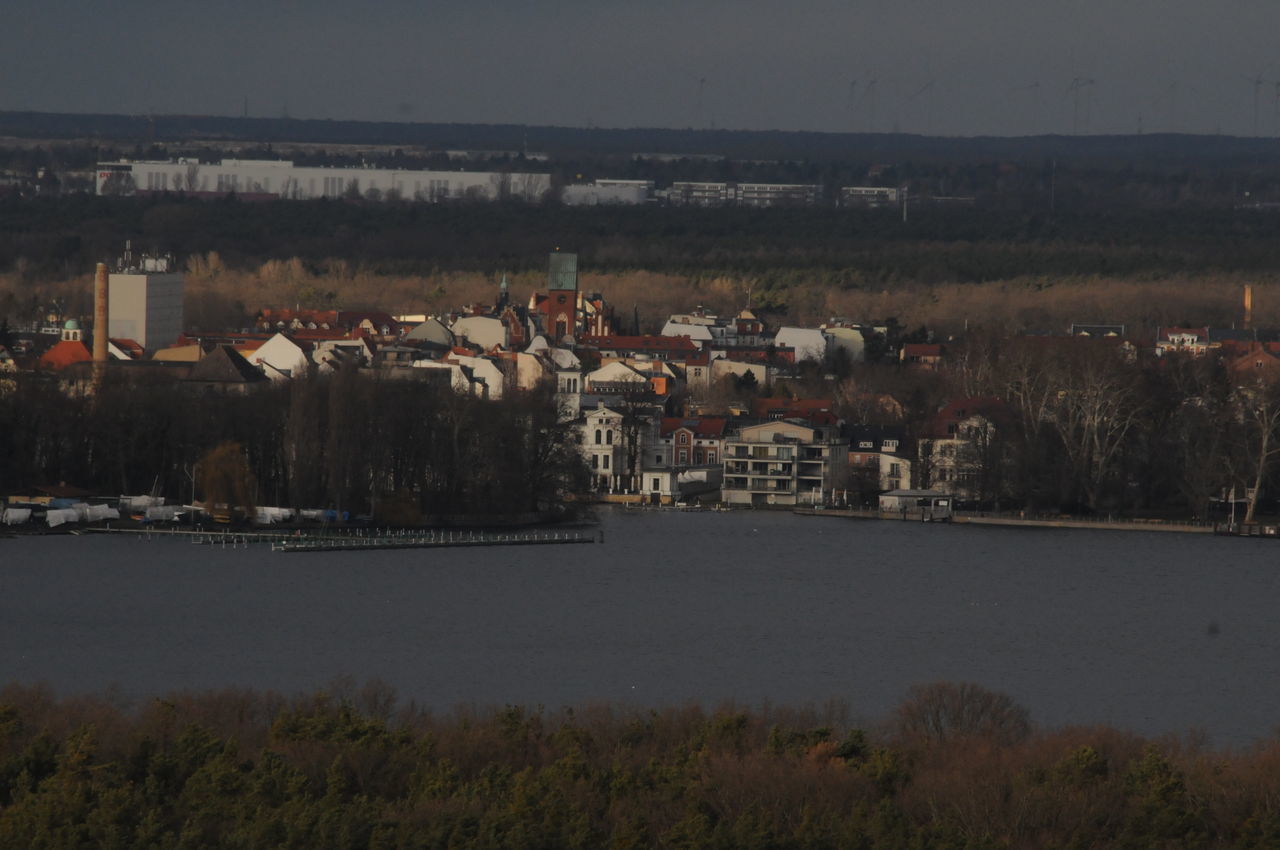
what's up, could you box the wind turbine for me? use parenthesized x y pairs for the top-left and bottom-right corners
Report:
(1067, 77), (1096, 134)
(1246, 72), (1265, 137)
(908, 79), (936, 135)
(1274, 81), (1280, 137)
(861, 78), (879, 133)
(1006, 81), (1042, 134)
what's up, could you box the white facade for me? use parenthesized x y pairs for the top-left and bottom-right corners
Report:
(775, 327), (828, 362)
(107, 271), (184, 350)
(722, 421), (849, 506)
(561, 184), (649, 206)
(97, 159), (552, 203)
(451, 316), (508, 350)
(247, 332), (309, 380)
(840, 186), (900, 207)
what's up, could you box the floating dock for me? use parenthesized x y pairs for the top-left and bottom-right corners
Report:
(82, 526), (599, 551)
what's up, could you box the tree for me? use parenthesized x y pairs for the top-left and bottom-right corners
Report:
(892, 682), (1031, 747)
(1232, 380), (1280, 524)
(195, 441), (257, 522)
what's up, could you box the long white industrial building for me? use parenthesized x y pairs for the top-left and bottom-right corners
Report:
(96, 158), (552, 202)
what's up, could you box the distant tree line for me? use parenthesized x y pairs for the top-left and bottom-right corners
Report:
(0, 679), (1272, 848)
(0, 369), (586, 521)
(6, 194), (1280, 290)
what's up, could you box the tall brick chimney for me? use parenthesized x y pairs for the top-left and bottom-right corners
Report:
(93, 262), (109, 365)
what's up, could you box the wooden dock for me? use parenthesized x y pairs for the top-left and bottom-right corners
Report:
(82, 526), (599, 551)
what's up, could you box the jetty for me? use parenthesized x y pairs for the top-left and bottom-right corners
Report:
(82, 526), (599, 551)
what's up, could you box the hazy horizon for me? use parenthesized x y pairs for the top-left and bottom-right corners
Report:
(6, 1), (1280, 138)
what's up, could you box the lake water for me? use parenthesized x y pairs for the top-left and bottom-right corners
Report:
(2, 509), (1277, 747)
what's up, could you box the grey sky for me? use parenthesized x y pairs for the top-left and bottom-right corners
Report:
(5, 0), (1280, 137)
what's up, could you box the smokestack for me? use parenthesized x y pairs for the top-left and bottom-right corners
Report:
(1244, 284), (1254, 331)
(93, 262), (109, 364)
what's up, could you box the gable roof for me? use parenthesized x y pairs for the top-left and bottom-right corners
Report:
(924, 396), (1013, 438)
(185, 345), (268, 384)
(660, 417), (728, 438)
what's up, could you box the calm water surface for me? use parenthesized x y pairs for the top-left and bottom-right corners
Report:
(2, 510), (1277, 746)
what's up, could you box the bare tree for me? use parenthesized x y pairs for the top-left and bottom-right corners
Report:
(893, 681), (1031, 747)
(1233, 380), (1280, 524)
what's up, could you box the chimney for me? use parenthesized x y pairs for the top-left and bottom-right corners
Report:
(93, 262), (109, 364)
(1244, 284), (1254, 331)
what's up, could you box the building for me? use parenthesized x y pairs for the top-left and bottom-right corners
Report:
(735, 183), (820, 207)
(666, 182), (734, 206)
(918, 397), (1012, 503)
(722, 420), (848, 506)
(108, 249), (184, 351)
(839, 186), (900, 208)
(530, 252), (580, 344)
(97, 158), (552, 203)
(561, 182), (649, 206)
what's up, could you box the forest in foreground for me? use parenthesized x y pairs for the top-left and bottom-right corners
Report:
(0, 680), (1274, 849)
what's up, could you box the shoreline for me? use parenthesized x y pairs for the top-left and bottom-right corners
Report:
(792, 507), (1215, 534)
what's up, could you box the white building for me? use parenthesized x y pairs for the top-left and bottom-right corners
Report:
(774, 327), (828, 362)
(840, 186), (900, 208)
(722, 420), (849, 507)
(97, 158), (552, 203)
(561, 182), (649, 206)
(107, 253), (184, 350)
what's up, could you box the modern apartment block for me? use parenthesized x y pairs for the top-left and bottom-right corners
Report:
(722, 420), (849, 506)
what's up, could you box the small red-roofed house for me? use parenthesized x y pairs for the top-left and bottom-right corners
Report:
(660, 417), (728, 467)
(1227, 342), (1280, 386)
(900, 343), (944, 369)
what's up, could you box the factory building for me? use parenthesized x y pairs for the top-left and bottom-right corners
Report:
(96, 158), (553, 203)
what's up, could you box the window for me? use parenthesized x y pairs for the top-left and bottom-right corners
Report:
(591, 455), (599, 469)
(679, 432), (690, 444)
(655, 454), (662, 463)
(707, 451), (716, 463)
(594, 429), (601, 444)
(603, 456), (610, 469)
(652, 478), (660, 491)
(678, 449), (689, 464)
(606, 430), (613, 445)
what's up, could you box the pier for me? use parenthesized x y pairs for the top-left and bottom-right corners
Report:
(82, 526), (599, 551)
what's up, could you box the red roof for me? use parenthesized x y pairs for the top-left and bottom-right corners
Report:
(109, 338), (145, 359)
(660, 417), (728, 438)
(39, 340), (92, 370)
(925, 396), (1014, 438)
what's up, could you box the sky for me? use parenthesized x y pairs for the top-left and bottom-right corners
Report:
(5, 0), (1280, 138)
